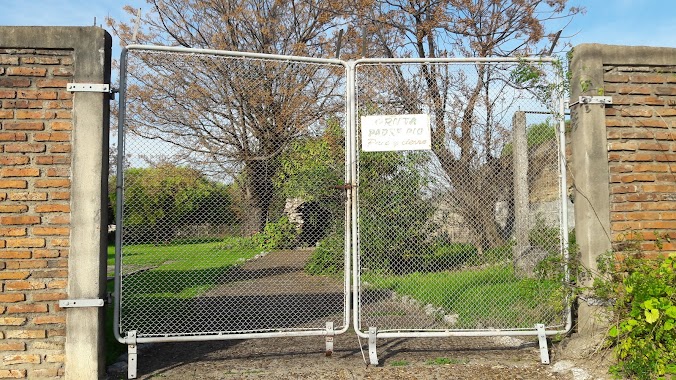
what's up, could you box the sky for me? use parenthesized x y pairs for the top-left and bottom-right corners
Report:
(1, 0), (676, 57)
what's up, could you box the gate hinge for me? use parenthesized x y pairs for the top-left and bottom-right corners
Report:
(568, 96), (612, 107)
(66, 83), (119, 99)
(58, 299), (105, 308)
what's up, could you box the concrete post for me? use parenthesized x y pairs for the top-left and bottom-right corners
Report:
(0, 27), (111, 379)
(512, 111), (530, 276)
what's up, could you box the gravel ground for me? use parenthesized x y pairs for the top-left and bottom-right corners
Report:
(108, 249), (611, 380)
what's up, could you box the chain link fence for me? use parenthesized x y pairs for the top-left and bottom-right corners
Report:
(115, 47), (349, 340)
(354, 60), (569, 333)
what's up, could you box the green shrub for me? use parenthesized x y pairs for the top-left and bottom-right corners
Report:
(256, 216), (298, 250)
(596, 249), (676, 379)
(429, 242), (477, 270)
(304, 232), (344, 275)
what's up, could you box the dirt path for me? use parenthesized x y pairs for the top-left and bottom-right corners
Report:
(108, 249), (608, 379)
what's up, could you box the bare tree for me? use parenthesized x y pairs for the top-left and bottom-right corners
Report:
(108, 0), (345, 233)
(342, 0), (581, 252)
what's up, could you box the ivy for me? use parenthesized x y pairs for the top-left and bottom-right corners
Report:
(597, 250), (676, 379)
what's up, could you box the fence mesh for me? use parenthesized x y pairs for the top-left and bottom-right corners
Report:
(117, 48), (348, 338)
(354, 61), (569, 332)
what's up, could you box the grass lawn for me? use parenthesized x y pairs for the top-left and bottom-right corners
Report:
(363, 265), (567, 329)
(106, 236), (264, 363)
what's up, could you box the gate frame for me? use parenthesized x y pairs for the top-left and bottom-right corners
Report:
(348, 57), (571, 365)
(113, 46), (572, 375)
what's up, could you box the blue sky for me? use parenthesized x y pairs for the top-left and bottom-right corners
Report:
(1, 0), (675, 55)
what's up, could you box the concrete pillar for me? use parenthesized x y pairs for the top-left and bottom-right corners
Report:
(512, 111), (530, 276)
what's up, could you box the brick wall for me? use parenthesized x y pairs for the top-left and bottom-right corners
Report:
(0, 48), (73, 378)
(0, 49), (73, 378)
(0, 27), (110, 380)
(604, 66), (676, 253)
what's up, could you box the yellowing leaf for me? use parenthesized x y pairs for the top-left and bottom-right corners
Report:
(666, 306), (676, 319)
(645, 308), (659, 324)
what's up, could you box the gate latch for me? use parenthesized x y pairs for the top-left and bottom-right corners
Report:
(58, 299), (105, 308)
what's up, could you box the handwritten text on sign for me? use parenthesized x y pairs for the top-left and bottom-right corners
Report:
(361, 114), (431, 152)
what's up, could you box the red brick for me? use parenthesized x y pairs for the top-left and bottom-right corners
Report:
(0, 109), (14, 118)
(644, 221), (676, 229)
(32, 316), (65, 325)
(36, 78), (68, 88)
(4, 281), (46, 291)
(604, 74), (629, 83)
(0, 78), (31, 87)
(0, 228), (26, 237)
(30, 269), (67, 278)
(619, 108), (653, 117)
(643, 184), (676, 193)
(33, 250), (58, 259)
(0, 132), (27, 142)
(49, 144), (71, 153)
(50, 121), (72, 130)
(0, 342), (26, 351)
(35, 204), (70, 213)
(0, 271), (31, 281)
(0, 294), (25, 303)
(0, 56), (19, 65)
(47, 329), (66, 337)
(46, 280), (67, 289)
(638, 142), (670, 151)
(0, 216), (40, 225)
(0, 156), (30, 166)
(46, 168), (69, 177)
(0, 180), (27, 189)
(21, 56), (60, 65)
(655, 108), (676, 116)
(5, 238), (45, 248)
(641, 202), (676, 211)
(44, 353), (64, 363)
(4, 329), (46, 339)
(33, 132), (69, 142)
(5, 260), (48, 269)
(33, 227), (69, 236)
(32, 293), (66, 302)
(52, 67), (73, 76)
(4, 143), (46, 153)
(630, 74), (667, 84)
(1, 168), (39, 177)
(6, 304), (48, 314)
(50, 239), (69, 247)
(2, 121), (44, 131)
(8, 193), (47, 201)
(16, 90), (59, 100)
(0, 205), (28, 213)
(6, 67), (47, 76)
(30, 368), (60, 378)
(0, 251), (31, 259)
(638, 118), (669, 128)
(34, 179), (70, 188)
(0, 369), (26, 378)
(49, 192), (70, 200)
(0, 90), (16, 99)
(35, 156), (69, 165)
(3, 354), (40, 364)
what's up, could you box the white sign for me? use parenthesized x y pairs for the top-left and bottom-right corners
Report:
(361, 114), (431, 152)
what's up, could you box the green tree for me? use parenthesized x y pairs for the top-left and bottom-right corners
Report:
(112, 164), (236, 244)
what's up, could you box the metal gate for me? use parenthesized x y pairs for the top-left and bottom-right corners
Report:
(114, 46), (570, 375)
(113, 46), (351, 376)
(351, 58), (570, 364)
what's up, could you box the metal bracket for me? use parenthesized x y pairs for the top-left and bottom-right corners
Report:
(368, 327), (378, 366)
(568, 96), (612, 107)
(325, 321), (334, 357)
(58, 299), (104, 308)
(66, 83), (118, 99)
(536, 324), (550, 365)
(128, 331), (138, 379)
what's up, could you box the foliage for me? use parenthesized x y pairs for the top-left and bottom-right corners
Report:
(255, 216), (299, 251)
(425, 241), (478, 271)
(595, 247), (676, 380)
(502, 120), (558, 157)
(111, 164), (236, 244)
(305, 232), (345, 275)
(359, 151), (437, 274)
